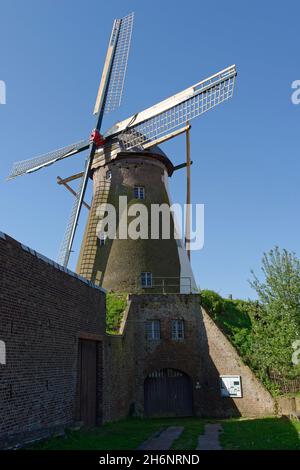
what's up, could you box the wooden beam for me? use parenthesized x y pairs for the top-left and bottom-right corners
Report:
(56, 172), (84, 185)
(173, 160), (193, 172)
(93, 19), (121, 115)
(57, 176), (90, 210)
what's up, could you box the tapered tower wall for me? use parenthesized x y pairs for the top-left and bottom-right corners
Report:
(76, 152), (182, 293)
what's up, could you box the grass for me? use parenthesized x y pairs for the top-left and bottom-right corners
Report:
(200, 290), (252, 337)
(31, 418), (165, 450)
(29, 417), (300, 450)
(30, 418), (204, 451)
(199, 290), (254, 359)
(170, 418), (205, 450)
(220, 417), (300, 450)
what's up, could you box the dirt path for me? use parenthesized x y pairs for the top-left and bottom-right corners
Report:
(138, 426), (184, 450)
(197, 423), (223, 450)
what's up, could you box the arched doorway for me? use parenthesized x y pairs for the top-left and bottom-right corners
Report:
(144, 368), (193, 417)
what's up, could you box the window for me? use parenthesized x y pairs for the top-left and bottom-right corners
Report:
(141, 272), (152, 288)
(146, 320), (160, 340)
(171, 319), (184, 340)
(99, 233), (106, 247)
(134, 186), (145, 200)
(106, 170), (112, 180)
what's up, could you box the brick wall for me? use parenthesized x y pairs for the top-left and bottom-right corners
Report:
(0, 231), (276, 447)
(0, 233), (105, 448)
(102, 294), (275, 421)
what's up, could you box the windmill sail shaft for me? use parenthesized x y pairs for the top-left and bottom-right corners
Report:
(104, 65), (237, 149)
(93, 19), (121, 117)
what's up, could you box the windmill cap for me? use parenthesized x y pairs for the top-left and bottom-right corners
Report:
(93, 131), (174, 176)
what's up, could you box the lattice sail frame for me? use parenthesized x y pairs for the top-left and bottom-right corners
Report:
(8, 139), (89, 180)
(57, 165), (87, 267)
(105, 65), (237, 150)
(104, 12), (134, 113)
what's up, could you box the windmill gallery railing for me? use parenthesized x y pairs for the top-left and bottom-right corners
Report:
(136, 277), (192, 294)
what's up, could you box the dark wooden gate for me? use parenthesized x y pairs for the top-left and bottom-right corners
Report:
(78, 339), (98, 427)
(144, 369), (193, 417)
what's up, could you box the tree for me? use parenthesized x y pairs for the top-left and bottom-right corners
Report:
(249, 247), (300, 381)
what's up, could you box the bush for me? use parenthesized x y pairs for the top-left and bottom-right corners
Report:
(106, 292), (128, 334)
(200, 247), (300, 394)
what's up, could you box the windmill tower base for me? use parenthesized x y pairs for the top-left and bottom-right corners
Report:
(102, 294), (275, 421)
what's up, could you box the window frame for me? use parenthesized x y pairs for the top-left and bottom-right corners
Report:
(99, 232), (107, 247)
(134, 186), (145, 200)
(146, 319), (161, 341)
(171, 319), (185, 340)
(141, 272), (152, 288)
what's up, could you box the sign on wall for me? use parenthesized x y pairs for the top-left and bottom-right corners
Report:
(220, 375), (242, 398)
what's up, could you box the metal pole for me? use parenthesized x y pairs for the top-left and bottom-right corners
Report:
(185, 121), (191, 260)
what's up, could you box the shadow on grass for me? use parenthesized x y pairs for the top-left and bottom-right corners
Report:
(29, 417), (205, 451)
(28, 416), (300, 450)
(220, 417), (300, 450)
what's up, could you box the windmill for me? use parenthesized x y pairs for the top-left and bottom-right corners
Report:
(8, 12), (237, 293)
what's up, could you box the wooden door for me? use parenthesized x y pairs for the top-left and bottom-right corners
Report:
(78, 339), (98, 427)
(144, 368), (193, 417)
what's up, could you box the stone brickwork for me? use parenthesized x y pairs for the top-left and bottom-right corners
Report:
(103, 294), (275, 421)
(0, 233), (105, 448)
(0, 231), (276, 447)
(77, 152), (181, 293)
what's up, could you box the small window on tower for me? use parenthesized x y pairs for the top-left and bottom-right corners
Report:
(171, 319), (184, 340)
(99, 233), (107, 247)
(106, 170), (112, 180)
(134, 186), (145, 200)
(141, 272), (152, 288)
(146, 320), (160, 340)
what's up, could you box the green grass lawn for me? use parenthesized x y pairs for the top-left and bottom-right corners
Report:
(220, 417), (300, 450)
(30, 418), (204, 451)
(29, 417), (300, 450)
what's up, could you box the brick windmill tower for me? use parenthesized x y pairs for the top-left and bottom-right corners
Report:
(8, 13), (237, 295)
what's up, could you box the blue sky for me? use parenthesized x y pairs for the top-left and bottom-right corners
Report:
(1, 0), (299, 299)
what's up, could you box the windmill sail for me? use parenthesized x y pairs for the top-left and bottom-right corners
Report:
(94, 12), (134, 116)
(104, 12), (134, 113)
(59, 13), (135, 267)
(7, 139), (89, 180)
(104, 65), (237, 149)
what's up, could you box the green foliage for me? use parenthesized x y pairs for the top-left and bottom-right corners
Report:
(249, 247), (300, 383)
(106, 292), (128, 334)
(200, 289), (254, 358)
(200, 247), (300, 394)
